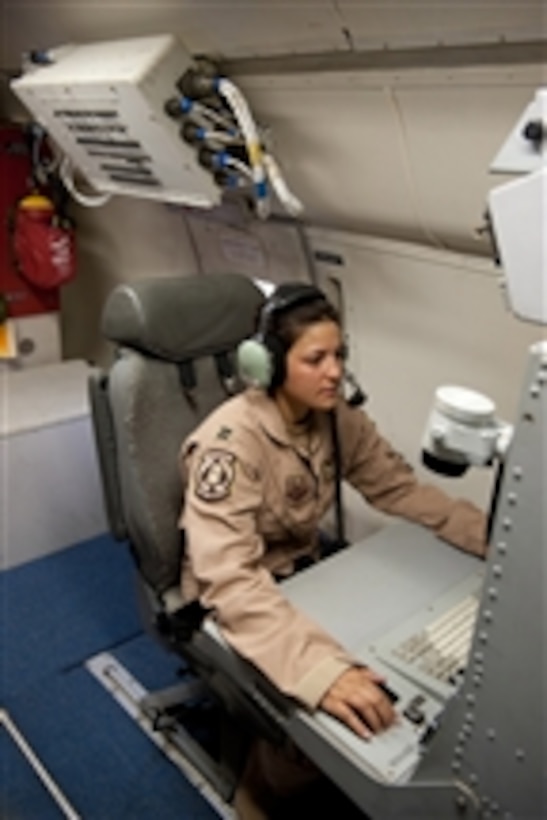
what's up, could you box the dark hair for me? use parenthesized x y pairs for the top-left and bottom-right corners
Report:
(270, 296), (340, 351)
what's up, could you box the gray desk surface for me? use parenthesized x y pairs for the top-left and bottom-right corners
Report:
(279, 521), (485, 802)
(282, 520), (484, 654)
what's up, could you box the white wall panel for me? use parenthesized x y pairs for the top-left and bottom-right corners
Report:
(0, 361), (108, 568)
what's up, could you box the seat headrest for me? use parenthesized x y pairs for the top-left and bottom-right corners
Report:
(102, 273), (265, 362)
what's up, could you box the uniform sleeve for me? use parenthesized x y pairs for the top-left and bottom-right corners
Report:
(180, 438), (354, 710)
(338, 403), (487, 557)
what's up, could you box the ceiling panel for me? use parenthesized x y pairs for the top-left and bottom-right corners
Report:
(235, 65), (540, 252)
(1, 1), (348, 70)
(233, 78), (422, 239)
(390, 81), (539, 249)
(338, 0), (546, 50)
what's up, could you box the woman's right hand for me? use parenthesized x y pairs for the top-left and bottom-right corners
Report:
(319, 666), (398, 739)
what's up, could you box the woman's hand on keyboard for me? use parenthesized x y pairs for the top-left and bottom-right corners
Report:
(319, 666), (397, 739)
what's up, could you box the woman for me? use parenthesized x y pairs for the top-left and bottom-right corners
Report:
(178, 282), (487, 818)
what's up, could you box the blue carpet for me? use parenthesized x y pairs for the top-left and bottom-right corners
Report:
(1, 534), (142, 700)
(1, 725), (64, 820)
(4, 669), (218, 819)
(1, 536), (220, 819)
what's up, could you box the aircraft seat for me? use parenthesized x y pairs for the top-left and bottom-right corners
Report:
(88, 272), (290, 800)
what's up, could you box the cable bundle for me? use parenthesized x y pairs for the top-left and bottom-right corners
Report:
(165, 66), (303, 219)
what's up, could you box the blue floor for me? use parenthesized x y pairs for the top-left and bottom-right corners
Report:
(1, 535), (221, 819)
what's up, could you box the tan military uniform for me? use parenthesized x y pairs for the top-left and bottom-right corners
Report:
(179, 388), (486, 710)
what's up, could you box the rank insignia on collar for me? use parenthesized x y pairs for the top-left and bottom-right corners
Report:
(216, 426), (232, 441)
(195, 449), (236, 502)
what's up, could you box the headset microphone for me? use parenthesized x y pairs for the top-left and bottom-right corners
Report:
(343, 370), (367, 407)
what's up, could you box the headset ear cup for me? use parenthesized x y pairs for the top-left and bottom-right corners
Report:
(265, 334), (287, 391)
(237, 338), (274, 388)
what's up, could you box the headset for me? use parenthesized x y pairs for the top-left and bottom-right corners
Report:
(237, 281), (366, 406)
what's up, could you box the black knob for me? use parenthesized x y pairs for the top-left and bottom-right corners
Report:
(177, 68), (217, 100)
(197, 146), (218, 170)
(164, 97), (182, 119)
(522, 119), (545, 147)
(180, 121), (202, 145)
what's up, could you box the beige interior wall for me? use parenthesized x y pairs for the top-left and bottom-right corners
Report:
(307, 227), (544, 542)
(61, 198), (310, 366)
(60, 197), (199, 365)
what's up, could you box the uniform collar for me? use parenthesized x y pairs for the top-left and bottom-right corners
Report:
(245, 388), (330, 455)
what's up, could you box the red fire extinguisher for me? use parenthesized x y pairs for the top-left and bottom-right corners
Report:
(12, 193), (76, 290)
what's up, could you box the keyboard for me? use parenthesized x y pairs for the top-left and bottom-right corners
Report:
(364, 572), (483, 703)
(392, 594), (478, 685)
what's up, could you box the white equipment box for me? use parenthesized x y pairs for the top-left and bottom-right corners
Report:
(11, 35), (221, 207)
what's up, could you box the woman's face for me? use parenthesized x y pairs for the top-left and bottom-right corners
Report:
(278, 319), (344, 417)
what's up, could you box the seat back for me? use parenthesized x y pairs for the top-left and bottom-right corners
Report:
(89, 273), (264, 596)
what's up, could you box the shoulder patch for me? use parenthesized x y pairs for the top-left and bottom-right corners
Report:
(194, 449), (236, 502)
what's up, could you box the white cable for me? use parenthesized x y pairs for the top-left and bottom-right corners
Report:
(263, 152), (304, 217)
(59, 156), (112, 208)
(202, 130), (244, 147)
(194, 101), (237, 132)
(31, 133), (60, 187)
(217, 78), (270, 219)
(225, 156), (253, 179)
(0, 709), (81, 819)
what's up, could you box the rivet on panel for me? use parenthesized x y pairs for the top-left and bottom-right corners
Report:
(497, 542), (507, 555)
(455, 793), (466, 809)
(483, 610), (493, 623)
(529, 385), (540, 398)
(466, 694), (476, 706)
(502, 518), (512, 531)
(465, 711), (475, 723)
(488, 587), (498, 601)
(479, 630), (489, 644)
(515, 748), (525, 761)
(493, 565), (503, 579)
(512, 467), (523, 480)
(507, 492), (518, 505)
(473, 675), (482, 687)
(452, 760), (462, 773)
(469, 773), (479, 785)
(487, 728), (496, 741)
(453, 745), (463, 758)
(473, 652), (484, 663)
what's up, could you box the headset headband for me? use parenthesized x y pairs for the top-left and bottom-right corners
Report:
(258, 283), (326, 338)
